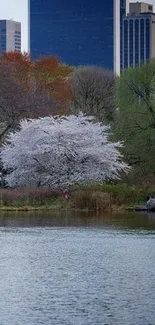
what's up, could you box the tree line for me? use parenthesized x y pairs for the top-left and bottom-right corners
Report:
(0, 51), (154, 187)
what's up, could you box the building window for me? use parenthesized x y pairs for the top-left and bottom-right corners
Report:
(135, 19), (139, 66)
(140, 19), (144, 63)
(129, 20), (133, 66)
(146, 18), (150, 61)
(124, 20), (128, 68)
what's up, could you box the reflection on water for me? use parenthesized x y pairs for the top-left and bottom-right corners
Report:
(0, 209), (155, 230)
(0, 210), (154, 325)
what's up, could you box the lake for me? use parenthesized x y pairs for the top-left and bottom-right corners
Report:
(0, 210), (154, 325)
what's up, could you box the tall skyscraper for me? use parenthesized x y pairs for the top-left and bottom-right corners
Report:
(29, 0), (124, 74)
(122, 2), (155, 69)
(0, 20), (21, 56)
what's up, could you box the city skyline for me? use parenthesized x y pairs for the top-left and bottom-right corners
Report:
(0, 0), (154, 52)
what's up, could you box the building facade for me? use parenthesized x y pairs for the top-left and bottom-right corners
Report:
(122, 11), (155, 69)
(29, 0), (125, 74)
(129, 2), (153, 15)
(0, 20), (21, 56)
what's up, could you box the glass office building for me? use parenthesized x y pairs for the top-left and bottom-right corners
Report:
(0, 20), (21, 56)
(29, 0), (123, 74)
(122, 13), (155, 68)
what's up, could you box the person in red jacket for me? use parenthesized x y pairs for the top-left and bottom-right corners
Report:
(63, 189), (70, 199)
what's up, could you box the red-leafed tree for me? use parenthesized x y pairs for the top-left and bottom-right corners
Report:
(0, 52), (73, 116)
(33, 56), (73, 114)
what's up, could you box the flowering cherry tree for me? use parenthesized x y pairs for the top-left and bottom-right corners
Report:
(0, 114), (129, 188)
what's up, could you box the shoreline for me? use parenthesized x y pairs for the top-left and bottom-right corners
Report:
(0, 204), (140, 213)
(0, 184), (150, 212)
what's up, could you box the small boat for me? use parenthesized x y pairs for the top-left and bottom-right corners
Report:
(127, 205), (155, 212)
(126, 205), (147, 211)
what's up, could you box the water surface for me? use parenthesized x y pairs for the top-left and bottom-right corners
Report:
(0, 210), (154, 325)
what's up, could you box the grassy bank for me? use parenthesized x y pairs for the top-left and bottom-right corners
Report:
(76, 183), (151, 205)
(0, 188), (65, 211)
(0, 184), (152, 212)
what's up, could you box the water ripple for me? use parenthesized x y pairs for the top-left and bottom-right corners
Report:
(0, 220), (154, 324)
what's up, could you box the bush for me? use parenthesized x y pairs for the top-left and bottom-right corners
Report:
(72, 190), (111, 210)
(72, 183), (154, 206)
(0, 188), (61, 207)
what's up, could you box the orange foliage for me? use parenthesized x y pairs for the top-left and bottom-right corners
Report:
(0, 52), (31, 88)
(0, 52), (73, 114)
(33, 56), (73, 112)
(1, 51), (30, 63)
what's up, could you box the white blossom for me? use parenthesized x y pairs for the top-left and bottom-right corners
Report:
(0, 114), (129, 188)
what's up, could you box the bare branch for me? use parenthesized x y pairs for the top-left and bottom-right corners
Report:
(70, 66), (116, 122)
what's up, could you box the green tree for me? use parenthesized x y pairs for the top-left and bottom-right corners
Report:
(113, 59), (155, 182)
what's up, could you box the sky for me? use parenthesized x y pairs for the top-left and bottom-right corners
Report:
(0, 0), (154, 52)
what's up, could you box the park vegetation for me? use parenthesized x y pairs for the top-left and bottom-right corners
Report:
(113, 59), (155, 185)
(0, 52), (154, 210)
